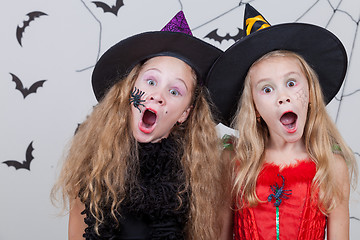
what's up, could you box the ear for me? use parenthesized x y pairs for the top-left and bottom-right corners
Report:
(255, 109), (261, 118)
(177, 106), (192, 124)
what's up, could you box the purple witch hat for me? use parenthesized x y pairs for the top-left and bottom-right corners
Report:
(92, 11), (221, 101)
(160, 11), (192, 35)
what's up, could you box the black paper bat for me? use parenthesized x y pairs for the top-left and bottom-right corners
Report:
(204, 28), (244, 44)
(2, 142), (34, 171)
(10, 73), (46, 99)
(16, 11), (48, 46)
(92, 0), (124, 16)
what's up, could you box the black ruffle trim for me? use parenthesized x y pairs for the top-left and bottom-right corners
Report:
(82, 138), (189, 239)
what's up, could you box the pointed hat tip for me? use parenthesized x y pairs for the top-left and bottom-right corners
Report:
(243, 4), (271, 36)
(161, 11), (193, 36)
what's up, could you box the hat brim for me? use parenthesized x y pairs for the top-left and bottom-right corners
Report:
(206, 23), (347, 126)
(92, 31), (222, 101)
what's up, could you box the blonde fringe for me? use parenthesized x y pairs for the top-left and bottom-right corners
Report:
(232, 50), (358, 213)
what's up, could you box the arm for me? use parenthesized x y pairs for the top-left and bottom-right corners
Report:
(68, 198), (87, 240)
(327, 154), (350, 240)
(219, 145), (234, 240)
(219, 204), (234, 240)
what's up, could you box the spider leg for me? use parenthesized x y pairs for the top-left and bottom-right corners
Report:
(135, 105), (142, 113)
(274, 199), (281, 207)
(268, 194), (274, 202)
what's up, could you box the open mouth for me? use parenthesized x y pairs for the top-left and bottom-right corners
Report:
(139, 108), (157, 134)
(280, 111), (298, 133)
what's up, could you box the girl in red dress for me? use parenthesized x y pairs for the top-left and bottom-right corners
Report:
(207, 4), (358, 240)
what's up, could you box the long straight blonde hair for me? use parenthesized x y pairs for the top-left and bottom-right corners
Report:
(232, 50), (357, 213)
(51, 59), (226, 239)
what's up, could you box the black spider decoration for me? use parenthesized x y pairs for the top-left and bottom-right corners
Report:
(130, 87), (145, 113)
(267, 174), (292, 207)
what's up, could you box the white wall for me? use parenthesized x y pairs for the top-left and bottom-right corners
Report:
(0, 0), (359, 239)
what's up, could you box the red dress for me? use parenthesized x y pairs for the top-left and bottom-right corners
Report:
(234, 160), (326, 240)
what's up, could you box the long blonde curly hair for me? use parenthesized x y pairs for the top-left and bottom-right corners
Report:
(51, 60), (226, 239)
(232, 50), (358, 213)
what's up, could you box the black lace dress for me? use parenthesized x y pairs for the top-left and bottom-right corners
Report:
(81, 138), (190, 239)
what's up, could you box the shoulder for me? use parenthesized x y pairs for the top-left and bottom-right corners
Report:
(331, 154), (349, 179)
(330, 154), (350, 195)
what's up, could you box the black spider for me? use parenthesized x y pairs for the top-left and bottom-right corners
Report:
(267, 174), (292, 207)
(130, 87), (145, 113)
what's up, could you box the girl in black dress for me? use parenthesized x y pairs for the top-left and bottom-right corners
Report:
(52, 11), (231, 240)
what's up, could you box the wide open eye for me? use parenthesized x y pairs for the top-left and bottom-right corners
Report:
(147, 79), (156, 86)
(262, 86), (273, 93)
(169, 89), (179, 96)
(287, 80), (296, 87)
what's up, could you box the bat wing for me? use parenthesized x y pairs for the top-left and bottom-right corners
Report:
(28, 80), (46, 95)
(16, 26), (25, 46)
(232, 28), (244, 41)
(92, 1), (112, 13)
(10, 73), (27, 98)
(2, 160), (23, 170)
(113, 0), (125, 14)
(2, 142), (34, 170)
(23, 141), (34, 170)
(204, 29), (224, 43)
(16, 11), (47, 46)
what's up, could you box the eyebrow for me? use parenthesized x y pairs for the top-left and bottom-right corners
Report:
(284, 71), (301, 78)
(144, 67), (189, 91)
(254, 71), (301, 85)
(175, 77), (189, 91)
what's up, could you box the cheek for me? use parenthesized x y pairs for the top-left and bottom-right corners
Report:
(130, 107), (138, 127)
(253, 93), (267, 113)
(295, 87), (309, 109)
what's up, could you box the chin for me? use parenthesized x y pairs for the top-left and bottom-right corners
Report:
(132, 130), (152, 143)
(132, 130), (167, 143)
(286, 132), (304, 143)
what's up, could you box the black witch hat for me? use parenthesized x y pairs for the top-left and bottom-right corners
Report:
(92, 11), (222, 101)
(206, 4), (347, 125)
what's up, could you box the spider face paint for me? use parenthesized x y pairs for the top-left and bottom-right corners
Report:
(130, 87), (146, 113)
(295, 87), (309, 109)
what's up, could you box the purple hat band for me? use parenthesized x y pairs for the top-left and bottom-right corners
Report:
(161, 11), (193, 35)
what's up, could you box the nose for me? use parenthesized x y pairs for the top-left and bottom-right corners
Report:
(278, 92), (291, 105)
(148, 92), (165, 105)
(278, 98), (290, 105)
